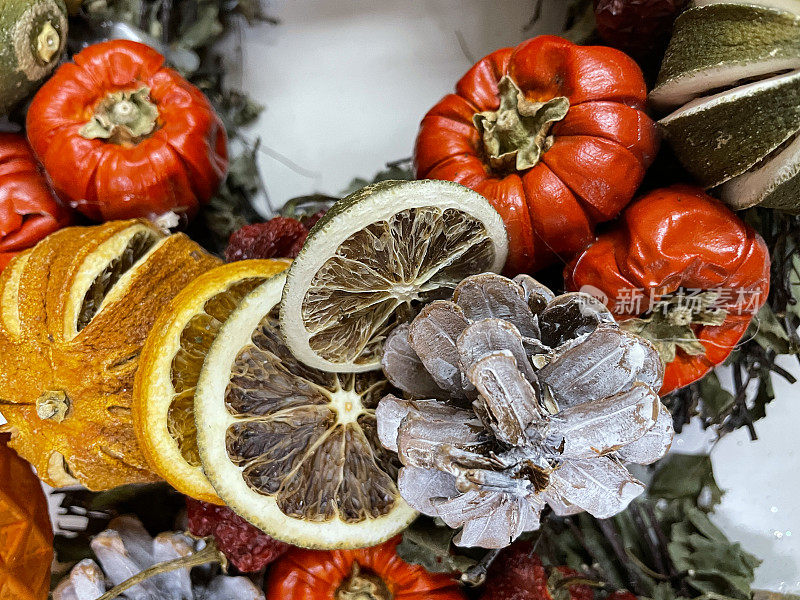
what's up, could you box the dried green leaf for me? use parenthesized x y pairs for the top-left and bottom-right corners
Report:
(751, 304), (791, 354)
(644, 582), (681, 600)
(395, 517), (481, 575)
(341, 159), (414, 195)
(698, 372), (735, 425)
(176, 2), (224, 49)
(649, 455), (722, 509)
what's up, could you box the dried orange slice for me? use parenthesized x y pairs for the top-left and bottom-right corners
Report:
(133, 259), (290, 503)
(0, 220), (220, 490)
(194, 271), (416, 549)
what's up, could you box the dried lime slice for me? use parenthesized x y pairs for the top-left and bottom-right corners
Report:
(194, 272), (416, 549)
(280, 179), (508, 373)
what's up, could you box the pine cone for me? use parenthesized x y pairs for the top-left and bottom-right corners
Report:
(376, 273), (673, 549)
(52, 516), (263, 600)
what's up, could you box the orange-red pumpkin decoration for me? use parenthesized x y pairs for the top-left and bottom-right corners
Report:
(0, 434), (53, 600)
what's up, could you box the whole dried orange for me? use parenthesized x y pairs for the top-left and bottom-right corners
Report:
(133, 259), (290, 503)
(0, 220), (220, 489)
(0, 434), (53, 600)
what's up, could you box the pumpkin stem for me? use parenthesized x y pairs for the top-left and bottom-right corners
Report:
(335, 562), (393, 600)
(95, 539), (225, 600)
(36, 390), (69, 422)
(80, 87), (160, 145)
(619, 290), (728, 364)
(473, 75), (569, 172)
(36, 22), (60, 63)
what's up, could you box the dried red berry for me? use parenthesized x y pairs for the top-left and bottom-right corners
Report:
(225, 216), (309, 262)
(186, 498), (290, 572)
(594, 0), (687, 59)
(301, 209), (326, 231)
(480, 541), (594, 600)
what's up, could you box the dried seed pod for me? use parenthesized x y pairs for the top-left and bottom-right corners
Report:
(377, 272), (672, 549)
(52, 516), (263, 600)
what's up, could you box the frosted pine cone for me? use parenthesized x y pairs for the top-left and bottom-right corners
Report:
(52, 516), (263, 600)
(376, 273), (673, 549)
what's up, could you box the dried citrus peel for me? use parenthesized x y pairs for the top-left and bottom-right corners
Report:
(134, 259), (290, 504)
(0, 220), (220, 490)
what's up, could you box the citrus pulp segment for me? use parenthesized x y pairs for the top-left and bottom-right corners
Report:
(279, 179), (508, 373)
(194, 272), (417, 549)
(134, 259), (289, 503)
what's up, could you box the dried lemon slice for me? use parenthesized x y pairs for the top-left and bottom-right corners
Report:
(134, 260), (290, 503)
(194, 272), (416, 549)
(280, 179), (508, 373)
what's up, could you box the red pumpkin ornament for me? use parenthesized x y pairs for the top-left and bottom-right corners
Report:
(565, 186), (770, 395)
(26, 40), (227, 222)
(264, 537), (466, 600)
(0, 434), (53, 600)
(415, 35), (658, 275)
(0, 132), (71, 271)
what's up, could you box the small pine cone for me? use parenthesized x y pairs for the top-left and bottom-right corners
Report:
(376, 273), (673, 549)
(52, 516), (263, 600)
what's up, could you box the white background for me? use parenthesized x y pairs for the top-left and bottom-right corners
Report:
(236, 0), (800, 591)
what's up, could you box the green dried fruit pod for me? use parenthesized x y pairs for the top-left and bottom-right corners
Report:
(0, 0), (68, 116)
(651, 1), (800, 212)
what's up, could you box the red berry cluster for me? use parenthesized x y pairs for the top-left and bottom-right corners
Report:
(186, 498), (290, 572)
(480, 541), (595, 600)
(594, 0), (687, 58)
(225, 216), (310, 262)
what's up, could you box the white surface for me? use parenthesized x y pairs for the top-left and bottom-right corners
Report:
(236, 0), (564, 210)
(711, 355), (800, 593)
(237, 0), (800, 592)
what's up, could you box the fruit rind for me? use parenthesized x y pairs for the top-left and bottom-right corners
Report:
(133, 259), (289, 504)
(659, 70), (800, 187)
(280, 179), (509, 373)
(0, 0), (67, 115)
(719, 133), (800, 211)
(650, 3), (800, 109)
(195, 273), (418, 549)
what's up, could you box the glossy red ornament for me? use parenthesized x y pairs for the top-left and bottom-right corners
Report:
(415, 35), (658, 275)
(565, 186), (770, 395)
(26, 40), (227, 222)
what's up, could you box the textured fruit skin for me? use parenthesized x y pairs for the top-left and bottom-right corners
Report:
(415, 35), (658, 275)
(0, 132), (71, 271)
(225, 217), (309, 262)
(0, 220), (221, 489)
(564, 186), (770, 395)
(26, 40), (228, 222)
(480, 541), (594, 600)
(133, 259), (289, 505)
(0, 434), (53, 600)
(595, 0), (687, 59)
(186, 498), (290, 572)
(265, 536), (466, 600)
(0, 0), (67, 116)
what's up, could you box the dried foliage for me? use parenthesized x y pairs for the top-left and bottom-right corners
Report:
(70, 0), (275, 253)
